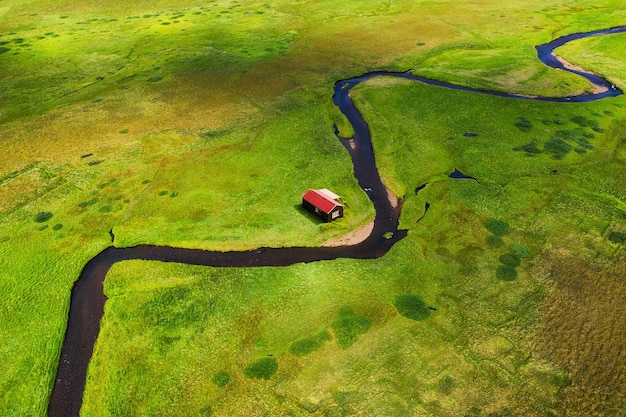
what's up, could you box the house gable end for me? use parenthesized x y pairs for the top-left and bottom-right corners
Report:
(302, 189), (342, 214)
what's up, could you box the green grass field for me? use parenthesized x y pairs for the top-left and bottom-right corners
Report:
(1, 1), (625, 416)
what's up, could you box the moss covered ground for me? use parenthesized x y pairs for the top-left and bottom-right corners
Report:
(0, 0), (625, 416)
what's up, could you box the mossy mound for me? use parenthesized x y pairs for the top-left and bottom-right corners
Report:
(608, 231), (626, 244)
(331, 306), (372, 349)
(393, 294), (431, 321)
(496, 265), (518, 281)
(486, 235), (504, 247)
(212, 371), (230, 387)
(34, 211), (53, 223)
(243, 357), (278, 380)
(289, 331), (331, 357)
(510, 245), (531, 258)
(484, 219), (509, 236)
(499, 253), (521, 267)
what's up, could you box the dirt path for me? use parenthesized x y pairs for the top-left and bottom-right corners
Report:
(322, 221), (375, 247)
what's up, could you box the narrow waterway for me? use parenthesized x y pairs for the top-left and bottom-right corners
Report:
(47, 26), (626, 417)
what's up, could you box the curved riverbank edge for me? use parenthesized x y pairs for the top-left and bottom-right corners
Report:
(47, 25), (626, 417)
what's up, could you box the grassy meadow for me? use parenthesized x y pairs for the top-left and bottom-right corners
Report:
(0, 0), (625, 416)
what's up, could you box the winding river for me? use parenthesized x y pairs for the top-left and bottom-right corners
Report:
(47, 26), (626, 417)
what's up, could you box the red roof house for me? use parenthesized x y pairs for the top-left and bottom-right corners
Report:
(302, 189), (344, 222)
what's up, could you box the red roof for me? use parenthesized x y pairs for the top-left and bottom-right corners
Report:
(302, 189), (342, 214)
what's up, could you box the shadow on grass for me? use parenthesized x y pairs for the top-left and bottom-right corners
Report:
(293, 204), (323, 225)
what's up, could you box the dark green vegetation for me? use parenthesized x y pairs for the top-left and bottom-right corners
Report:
(510, 244), (531, 259)
(243, 357), (279, 380)
(393, 294), (432, 321)
(212, 371), (230, 388)
(514, 104), (610, 155)
(514, 117), (533, 132)
(1, 0), (626, 416)
(514, 120), (601, 159)
(485, 219), (510, 236)
(496, 265), (519, 281)
(499, 253), (521, 267)
(331, 306), (372, 349)
(33, 211), (53, 223)
(486, 234), (504, 247)
(289, 331), (331, 357)
(608, 231), (626, 243)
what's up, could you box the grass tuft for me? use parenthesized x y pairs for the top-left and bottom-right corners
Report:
(393, 294), (431, 321)
(212, 371), (230, 387)
(510, 245), (531, 258)
(199, 405), (213, 416)
(486, 235), (504, 247)
(77, 198), (98, 208)
(438, 376), (456, 394)
(34, 211), (53, 223)
(289, 337), (319, 356)
(331, 306), (372, 349)
(608, 231), (626, 244)
(544, 137), (572, 159)
(513, 141), (542, 155)
(289, 331), (330, 356)
(496, 265), (518, 281)
(243, 357), (278, 380)
(499, 253), (521, 267)
(485, 219), (510, 236)
(515, 117), (533, 132)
